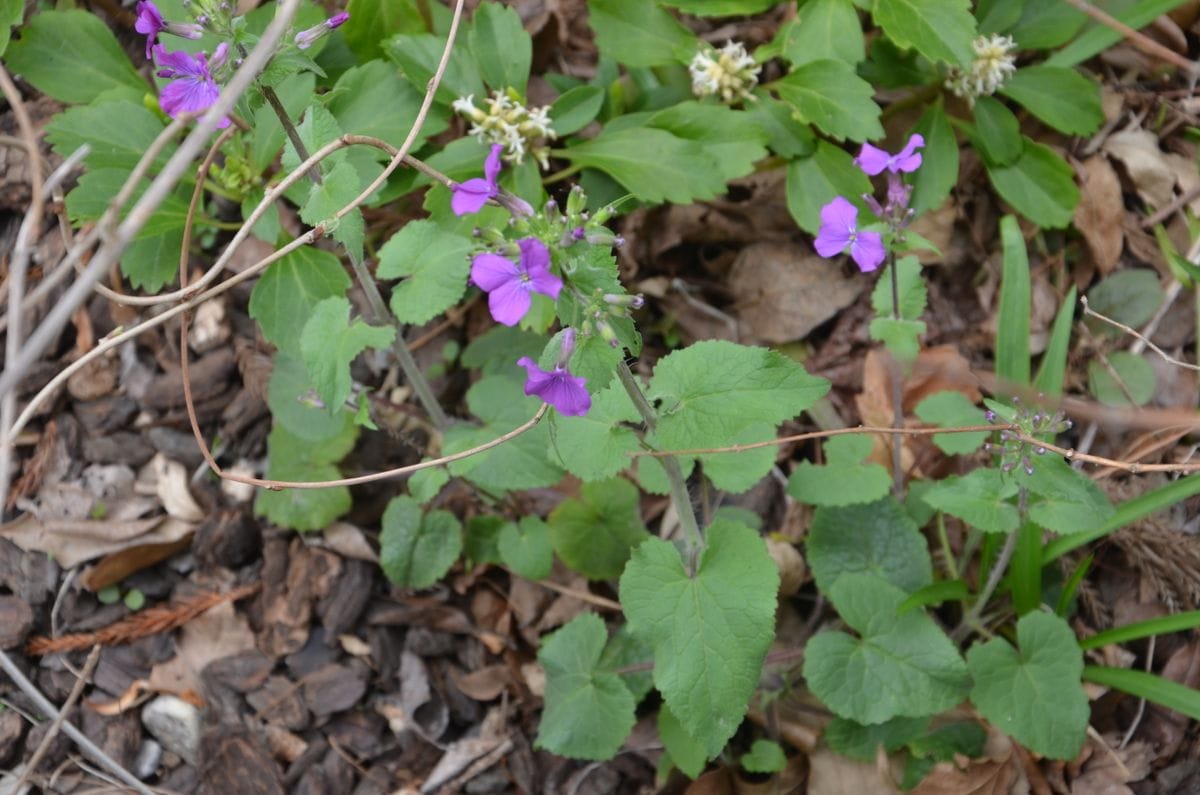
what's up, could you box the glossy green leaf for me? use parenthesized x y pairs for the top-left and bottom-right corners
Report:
(342, 0), (424, 61)
(911, 99), (958, 213)
(1033, 286), (1077, 397)
(1084, 665), (1200, 722)
(996, 214), (1031, 386)
(327, 59), (442, 151)
(825, 716), (928, 761)
(588, 0), (696, 67)
(468, 1), (532, 93)
(659, 703), (708, 779)
(781, 0), (864, 66)
(659, 0), (777, 14)
(741, 739), (787, 774)
(376, 220), (472, 325)
(971, 96), (1022, 167)
(872, 0), (975, 67)
(561, 127), (727, 204)
(986, 139), (1079, 229)
(748, 95), (816, 158)
(45, 100), (168, 170)
(550, 85), (605, 136)
(1081, 610), (1200, 651)
(786, 140), (872, 233)
(386, 32), (484, 104)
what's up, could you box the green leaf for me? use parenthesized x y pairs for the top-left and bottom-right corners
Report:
(868, 317), (926, 363)
(781, 0), (864, 66)
(550, 85), (605, 137)
(6, 10), (145, 104)
(804, 573), (970, 723)
(536, 613), (636, 760)
(1047, 0), (1186, 67)
(807, 498), (933, 594)
(825, 716), (928, 761)
(659, 703), (708, 779)
(1019, 456), (1114, 536)
(249, 247), (351, 356)
(598, 624), (655, 702)
(386, 32), (484, 104)
(300, 296), (396, 414)
(741, 739), (787, 774)
(620, 520), (779, 757)
(561, 128), (727, 204)
(648, 340), (830, 451)
(326, 59), (443, 152)
(443, 376), (564, 493)
(499, 516), (554, 580)
(1083, 665), (1200, 723)
(922, 468), (1020, 534)
(468, 2), (531, 93)
(643, 102), (769, 185)
(976, 0), (1024, 33)
(1000, 66), (1103, 136)
(1081, 609), (1200, 651)
(1033, 286), (1077, 397)
(548, 478), (649, 580)
(986, 140), (1079, 229)
(300, 160), (365, 256)
(550, 381), (641, 482)
(266, 353), (357, 440)
(375, 220), (472, 325)
(1006, 1), (1086, 49)
(539, 324), (624, 395)
(748, 96), (817, 159)
(698, 422), (778, 494)
(0, 0), (22, 57)
(908, 721), (987, 761)
(872, 0), (976, 67)
(1088, 352), (1156, 407)
(967, 611), (1088, 759)
(871, 256), (926, 320)
(409, 465), (449, 504)
(774, 59), (883, 142)
(911, 99), (959, 214)
(254, 414), (357, 531)
(788, 434), (891, 507)
(786, 140), (872, 233)
(343, 0), (425, 61)
(249, 72), (315, 173)
(1085, 269), (1163, 336)
(587, 0), (697, 67)
(971, 96), (1023, 167)
(996, 214), (1031, 387)
(122, 229), (185, 293)
(913, 391), (988, 455)
(45, 100), (168, 170)
(659, 0), (777, 14)
(379, 495), (463, 588)
(465, 515), (505, 567)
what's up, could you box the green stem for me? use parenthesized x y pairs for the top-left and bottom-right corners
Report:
(542, 161), (583, 185)
(347, 250), (449, 430)
(935, 512), (959, 581)
(239, 43), (321, 185)
(888, 250), (904, 496)
(616, 360), (703, 571)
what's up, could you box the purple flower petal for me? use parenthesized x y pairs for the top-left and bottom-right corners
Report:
(892, 134), (924, 173)
(518, 238), (562, 300)
(159, 74), (219, 115)
(483, 143), (504, 183)
(850, 231), (885, 272)
(136, 0), (165, 58)
(469, 252), (519, 292)
(814, 197), (856, 257)
(451, 177), (496, 216)
(854, 142), (891, 176)
(517, 358), (591, 416)
(487, 277), (532, 326)
(153, 45), (205, 78)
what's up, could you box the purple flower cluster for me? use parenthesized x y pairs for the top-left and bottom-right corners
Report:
(453, 148), (590, 416)
(814, 134), (924, 273)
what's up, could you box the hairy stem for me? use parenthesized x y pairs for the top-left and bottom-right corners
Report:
(238, 41), (322, 186)
(347, 251), (449, 429)
(889, 251), (905, 496)
(616, 359), (703, 572)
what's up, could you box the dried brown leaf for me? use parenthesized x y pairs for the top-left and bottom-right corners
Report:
(1074, 157), (1125, 275)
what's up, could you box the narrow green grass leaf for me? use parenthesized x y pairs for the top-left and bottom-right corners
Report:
(1081, 611), (1200, 651)
(1033, 286), (1077, 396)
(1084, 665), (1200, 721)
(995, 215), (1030, 387)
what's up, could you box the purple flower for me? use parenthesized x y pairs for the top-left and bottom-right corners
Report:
(854, 134), (925, 176)
(135, 0), (203, 59)
(452, 144), (504, 216)
(470, 237), (562, 326)
(154, 44), (229, 128)
(516, 353), (590, 416)
(295, 11), (350, 49)
(814, 196), (885, 273)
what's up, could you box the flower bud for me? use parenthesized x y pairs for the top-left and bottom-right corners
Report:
(295, 11), (349, 49)
(604, 293), (644, 309)
(496, 190), (534, 218)
(556, 327), (576, 368)
(595, 318), (620, 348)
(565, 184), (587, 216)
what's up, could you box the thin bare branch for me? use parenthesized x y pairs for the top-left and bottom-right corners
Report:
(1081, 294), (1200, 372)
(12, 645), (102, 792)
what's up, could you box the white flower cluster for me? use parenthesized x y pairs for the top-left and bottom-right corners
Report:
(451, 90), (556, 169)
(689, 41), (761, 105)
(944, 33), (1018, 105)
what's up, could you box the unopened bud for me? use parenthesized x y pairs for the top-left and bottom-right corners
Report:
(496, 190), (534, 218)
(565, 184), (587, 216)
(557, 327), (576, 367)
(595, 319), (620, 348)
(295, 11), (349, 49)
(603, 293), (644, 309)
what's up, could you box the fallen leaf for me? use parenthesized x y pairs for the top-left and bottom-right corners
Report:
(149, 599), (257, 697)
(1074, 157), (1125, 275)
(1104, 129), (1175, 209)
(152, 454), (205, 522)
(450, 664), (510, 702)
(0, 513), (193, 568)
(807, 746), (899, 795)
